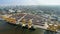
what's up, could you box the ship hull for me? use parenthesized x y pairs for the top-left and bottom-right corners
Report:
(6, 22), (35, 31)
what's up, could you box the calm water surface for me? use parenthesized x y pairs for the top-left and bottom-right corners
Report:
(0, 20), (45, 34)
(0, 20), (60, 34)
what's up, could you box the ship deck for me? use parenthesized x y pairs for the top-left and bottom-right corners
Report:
(1, 13), (60, 32)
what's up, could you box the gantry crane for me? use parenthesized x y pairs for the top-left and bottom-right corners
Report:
(1, 13), (60, 32)
(28, 19), (33, 29)
(21, 18), (26, 27)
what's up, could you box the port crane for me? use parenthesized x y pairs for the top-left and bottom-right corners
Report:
(1, 13), (60, 33)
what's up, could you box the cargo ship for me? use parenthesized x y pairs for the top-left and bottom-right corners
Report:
(1, 13), (60, 34)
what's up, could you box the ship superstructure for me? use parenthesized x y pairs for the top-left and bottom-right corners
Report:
(1, 13), (60, 32)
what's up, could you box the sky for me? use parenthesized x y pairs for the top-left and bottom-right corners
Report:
(0, 0), (60, 6)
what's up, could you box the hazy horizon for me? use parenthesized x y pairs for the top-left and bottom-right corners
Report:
(0, 0), (60, 6)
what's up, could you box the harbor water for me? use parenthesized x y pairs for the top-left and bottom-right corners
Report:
(0, 20), (60, 34)
(0, 20), (45, 34)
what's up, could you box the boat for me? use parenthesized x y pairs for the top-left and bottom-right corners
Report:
(1, 13), (60, 32)
(1, 13), (38, 30)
